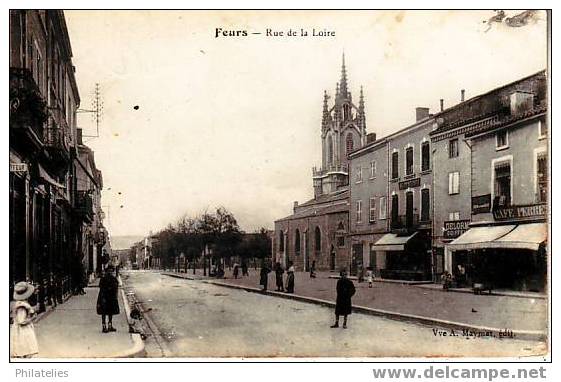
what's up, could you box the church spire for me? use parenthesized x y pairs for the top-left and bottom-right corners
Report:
(339, 52), (348, 99)
(322, 90), (330, 130)
(358, 85), (366, 131)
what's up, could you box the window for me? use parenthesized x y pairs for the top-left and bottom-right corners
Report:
(294, 229), (300, 255)
(369, 197), (376, 223)
(343, 104), (351, 120)
(279, 230), (284, 252)
(448, 172), (460, 195)
(314, 227), (321, 252)
(406, 147), (414, 176)
(496, 130), (508, 149)
(494, 161), (511, 207)
(337, 236), (345, 247)
(539, 120), (547, 139)
(537, 153), (547, 203)
(421, 188), (430, 222)
(449, 139), (459, 158)
(370, 161), (377, 179)
(346, 133), (354, 155)
(356, 200), (363, 223)
(356, 166), (362, 183)
(327, 136), (334, 166)
(379, 196), (387, 220)
(448, 212), (460, 221)
(421, 142), (430, 171)
(405, 191), (414, 227)
(391, 194), (399, 225)
(391, 152), (399, 179)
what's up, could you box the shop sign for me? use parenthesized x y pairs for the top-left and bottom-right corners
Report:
(472, 194), (491, 214)
(399, 177), (420, 190)
(493, 203), (547, 221)
(443, 220), (470, 239)
(10, 163), (28, 173)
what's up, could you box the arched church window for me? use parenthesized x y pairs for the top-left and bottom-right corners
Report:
(279, 230), (284, 252)
(343, 104), (351, 120)
(346, 133), (354, 155)
(315, 226), (321, 252)
(327, 136), (334, 166)
(295, 229), (300, 255)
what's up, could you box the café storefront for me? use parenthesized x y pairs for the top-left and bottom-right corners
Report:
(445, 203), (547, 292)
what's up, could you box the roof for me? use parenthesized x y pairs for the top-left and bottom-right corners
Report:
(276, 189), (349, 222)
(431, 70), (546, 136)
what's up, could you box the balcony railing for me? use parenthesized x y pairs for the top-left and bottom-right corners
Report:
(44, 106), (71, 154)
(391, 213), (420, 231)
(312, 164), (348, 177)
(9, 67), (47, 140)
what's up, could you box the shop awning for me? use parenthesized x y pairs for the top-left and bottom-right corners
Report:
(38, 164), (66, 189)
(447, 223), (546, 251)
(493, 223), (547, 250)
(372, 232), (418, 251)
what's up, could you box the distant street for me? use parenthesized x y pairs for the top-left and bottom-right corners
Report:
(123, 271), (546, 358)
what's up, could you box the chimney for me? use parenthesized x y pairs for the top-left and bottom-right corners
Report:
(77, 128), (83, 145)
(293, 201), (299, 212)
(366, 133), (377, 143)
(440, 99), (444, 112)
(461, 89), (465, 102)
(415, 107), (430, 122)
(509, 91), (534, 115)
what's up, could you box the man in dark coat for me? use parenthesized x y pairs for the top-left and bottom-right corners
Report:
(331, 269), (356, 329)
(97, 266), (120, 333)
(274, 262), (285, 292)
(259, 261), (271, 291)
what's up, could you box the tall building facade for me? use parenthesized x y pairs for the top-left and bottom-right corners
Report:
(9, 10), (107, 309)
(274, 55), (368, 273)
(434, 71), (548, 292)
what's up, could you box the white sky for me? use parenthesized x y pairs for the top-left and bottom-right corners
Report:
(64, 10), (547, 237)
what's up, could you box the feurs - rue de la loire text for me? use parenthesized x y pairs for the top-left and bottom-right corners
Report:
(214, 27), (335, 38)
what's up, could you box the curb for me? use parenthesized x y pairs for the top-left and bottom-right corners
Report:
(162, 273), (545, 342)
(115, 276), (146, 358)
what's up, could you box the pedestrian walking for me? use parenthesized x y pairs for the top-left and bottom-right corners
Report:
(241, 261), (248, 276)
(331, 269), (356, 329)
(233, 263), (239, 279)
(96, 266), (120, 333)
(10, 282), (39, 358)
(259, 261), (271, 291)
(286, 262), (295, 293)
(366, 267), (374, 288)
(275, 262), (285, 292)
(310, 260), (316, 279)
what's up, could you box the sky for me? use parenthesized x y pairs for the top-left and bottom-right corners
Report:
(63, 10), (548, 237)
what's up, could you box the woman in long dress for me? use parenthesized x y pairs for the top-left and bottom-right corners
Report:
(97, 266), (120, 333)
(10, 281), (39, 358)
(286, 262), (295, 293)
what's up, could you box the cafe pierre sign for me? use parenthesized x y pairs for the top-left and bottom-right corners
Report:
(493, 203), (546, 221)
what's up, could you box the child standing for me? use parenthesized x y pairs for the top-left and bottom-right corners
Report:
(10, 281), (39, 358)
(366, 267), (374, 288)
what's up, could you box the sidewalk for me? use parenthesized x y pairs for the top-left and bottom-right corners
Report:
(33, 286), (144, 358)
(163, 269), (547, 337)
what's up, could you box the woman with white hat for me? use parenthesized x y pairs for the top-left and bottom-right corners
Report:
(10, 281), (39, 358)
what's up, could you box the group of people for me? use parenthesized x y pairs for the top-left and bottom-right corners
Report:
(232, 261), (249, 279)
(259, 261), (295, 293)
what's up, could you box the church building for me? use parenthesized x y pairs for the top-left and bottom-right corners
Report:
(273, 55), (371, 273)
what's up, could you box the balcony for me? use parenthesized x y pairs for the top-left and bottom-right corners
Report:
(75, 191), (94, 223)
(9, 67), (47, 148)
(391, 214), (420, 233)
(312, 164), (348, 177)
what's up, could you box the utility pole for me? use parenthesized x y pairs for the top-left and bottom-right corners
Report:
(77, 82), (103, 139)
